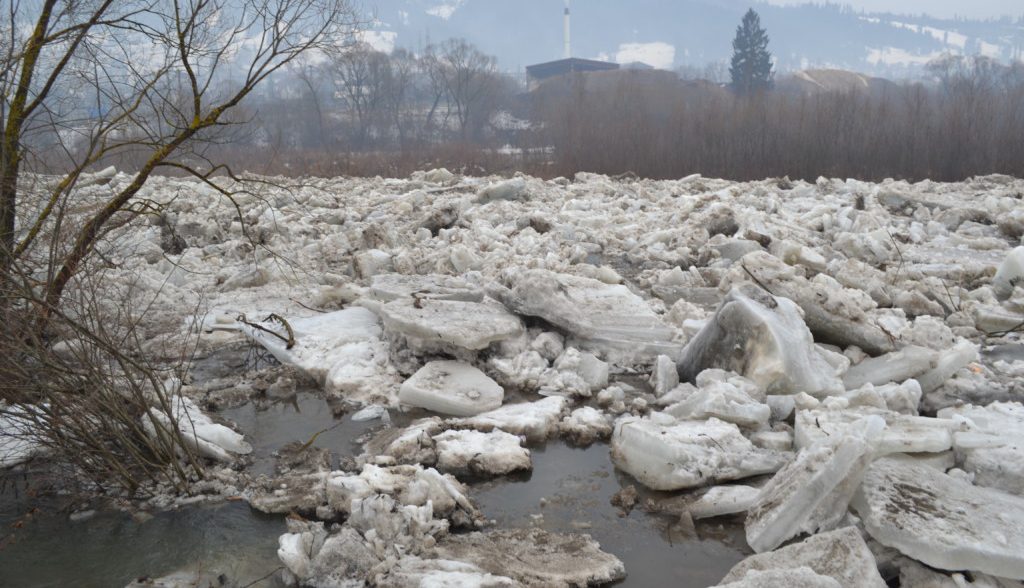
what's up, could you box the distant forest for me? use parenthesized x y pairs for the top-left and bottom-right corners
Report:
(38, 38), (1024, 183)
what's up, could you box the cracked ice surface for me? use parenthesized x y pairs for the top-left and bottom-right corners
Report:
(719, 527), (887, 588)
(489, 268), (680, 359)
(853, 456), (1024, 580)
(610, 414), (790, 491)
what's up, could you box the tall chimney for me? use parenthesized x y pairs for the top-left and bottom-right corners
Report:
(563, 0), (571, 59)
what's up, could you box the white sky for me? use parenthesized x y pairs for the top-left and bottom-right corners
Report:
(763, 0), (1022, 19)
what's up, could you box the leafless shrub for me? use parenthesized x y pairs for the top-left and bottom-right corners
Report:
(0, 0), (360, 497)
(0, 256), (203, 497)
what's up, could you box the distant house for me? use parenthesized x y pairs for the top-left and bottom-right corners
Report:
(525, 57), (620, 89)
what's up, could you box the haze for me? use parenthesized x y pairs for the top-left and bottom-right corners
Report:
(764, 0), (1022, 20)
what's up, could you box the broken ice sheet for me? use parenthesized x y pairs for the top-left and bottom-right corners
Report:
(853, 456), (1024, 580)
(842, 345), (938, 390)
(142, 395), (252, 463)
(688, 485), (761, 520)
(611, 414), (789, 491)
(938, 402), (1024, 496)
(431, 527), (626, 587)
(649, 354), (680, 397)
(488, 268), (680, 358)
(370, 297), (524, 353)
(899, 558), (1024, 588)
(677, 285), (844, 396)
(665, 371), (770, 428)
(993, 246), (1024, 300)
(713, 567), (842, 587)
(745, 415), (885, 553)
(325, 463), (478, 523)
(794, 406), (957, 454)
(399, 361), (504, 417)
(558, 406), (613, 446)
(720, 527), (886, 588)
(432, 429), (531, 477)
(455, 396), (569, 443)
(233, 307), (396, 403)
(374, 557), (516, 587)
(368, 273), (484, 303)
(728, 251), (896, 355)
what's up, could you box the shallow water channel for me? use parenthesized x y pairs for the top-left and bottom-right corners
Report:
(472, 441), (750, 586)
(0, 498), (286, 587)
(1, 386), (750, 587)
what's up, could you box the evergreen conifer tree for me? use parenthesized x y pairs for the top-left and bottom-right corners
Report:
(729, 9), (774, 95)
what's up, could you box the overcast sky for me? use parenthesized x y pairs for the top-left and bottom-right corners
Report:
(764, 0), (1023, 20)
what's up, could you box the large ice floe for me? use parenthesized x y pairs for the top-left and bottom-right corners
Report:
(15, 169), (1024, 586)
(488, 268), (680, 359)
(399, 360), (504, 416)
(853, 456), (1024, 580)
(226, 307), (398, 404)
(610, 414), (789, 491)
(716, 527), (887, 587)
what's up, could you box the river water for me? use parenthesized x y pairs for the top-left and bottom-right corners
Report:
(1, 387), (749, 587)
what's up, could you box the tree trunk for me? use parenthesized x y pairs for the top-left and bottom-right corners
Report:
(1, 0), (58, 273)
(0, 142), (20, 271)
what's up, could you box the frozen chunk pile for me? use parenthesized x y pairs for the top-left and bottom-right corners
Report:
(40, 168), (1024, 586)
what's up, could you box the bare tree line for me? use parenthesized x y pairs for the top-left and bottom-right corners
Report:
(531, 55), (1024, 182)
(210, 49), (1024, 183)
(246, 37), (513, 154)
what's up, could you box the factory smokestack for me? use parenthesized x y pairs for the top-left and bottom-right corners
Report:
(563, 0), (571, 59)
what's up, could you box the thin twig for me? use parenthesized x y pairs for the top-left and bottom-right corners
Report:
(240, 566), (285, 588)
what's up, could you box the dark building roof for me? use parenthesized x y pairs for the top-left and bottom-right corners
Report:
(621, 61), (655, 70)
(525, 58), (620, 81)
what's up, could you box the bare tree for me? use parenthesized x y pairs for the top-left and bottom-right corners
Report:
(333, 42), (391, 147)
(435, 38), (498, 142)
(1, 0), (358, 308)
(420, 44), (450, 141)
(292, 58), (332, 149)
(0, 0), (359, 495)
(385, 48), (417, 149)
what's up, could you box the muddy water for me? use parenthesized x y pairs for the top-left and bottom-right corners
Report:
(0, 498), (285, 588)
(1, 370), (750, 587)
(472, 441), (750, 587)
(222, 392), (382, 475)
